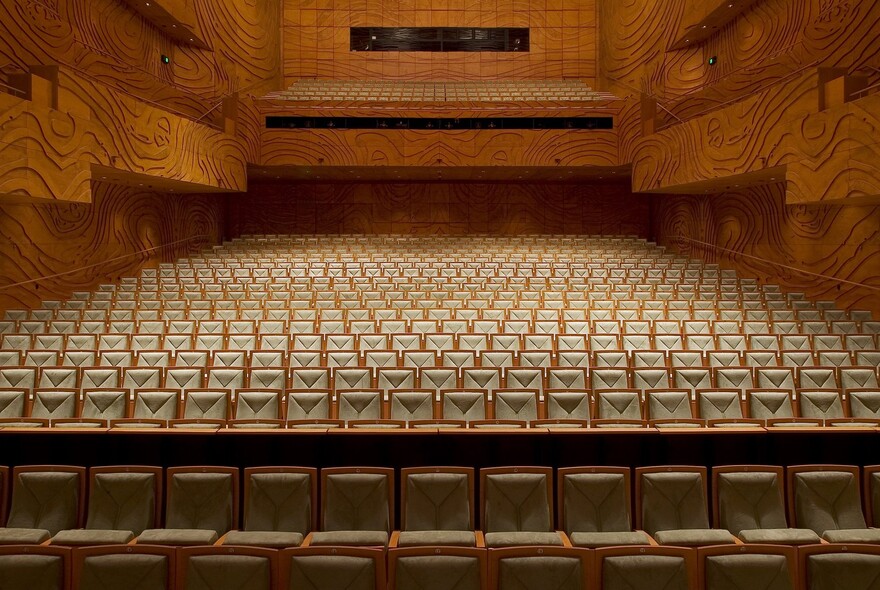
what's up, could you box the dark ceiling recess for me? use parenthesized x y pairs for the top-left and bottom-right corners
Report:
(266, 117), (613, 130)
(351, 28), (529, 52)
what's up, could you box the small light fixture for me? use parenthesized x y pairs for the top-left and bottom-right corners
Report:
(161, 54), (170, 65)
(708, 55), (718, 66)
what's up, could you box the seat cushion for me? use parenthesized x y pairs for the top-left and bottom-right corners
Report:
(822, 529), (880, 543)
(223, 531), (304, 548)
(230, 423), (282, 429)
(653, 529), (736, 546)
(112, 422), (163, 429)
(396, 531), (477, 547)
(594, 423), (643, 429)
(309, 531), (389, 546)
(655, 423), (702, 429)
(484, 532), (564, 547)
(0, 527), (51, 545)
(58, 421), (104, 429)
(570, 531), (652, 548)
(0, 422), (43, 429)
(737, 528), (821, 545)
(136, 528), (219, 546)
(51, 529), (135, 546)
(711, 423), (763, 428)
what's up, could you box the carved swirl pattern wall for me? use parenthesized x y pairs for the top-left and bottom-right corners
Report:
(283, 0), (597, 84)
(0, 183), (224, 312)
(227, 181), (650, 237)
(0, 0), (281, 120)
(655, 184), (880, 316)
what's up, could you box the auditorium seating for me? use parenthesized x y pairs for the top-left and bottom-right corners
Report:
(0, 235), (876, 436)
(263, 79), (618, 102)
(0, 463), (880, 588)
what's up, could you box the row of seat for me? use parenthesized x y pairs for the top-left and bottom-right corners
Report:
(9, 318), (877, 335)
(5, 350), (880, 376)
(264, 79), (615, 103)
(2, 364), (877, 392)
(2, 463), (880, 547)
(3, 387), (880, 429)
(8, 543), (879, 590)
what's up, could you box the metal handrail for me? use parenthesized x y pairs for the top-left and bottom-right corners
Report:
(672, 235), (880, 292)
(195, 76), (280, 124)
(655, 58), (820, 131)
(0, 234), (212, 292)
(0, 81), (26, 96)
(602, 76), (683, 124)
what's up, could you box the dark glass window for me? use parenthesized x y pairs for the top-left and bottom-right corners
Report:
(350, 28), (529, 52)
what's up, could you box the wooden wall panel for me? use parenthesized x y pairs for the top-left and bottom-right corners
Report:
(282, 0), (597, 84)
(0, 182), (224, 312)
(0, 70), (248, 202)
(0, 0), (281, 119)
(654, 184), (880, 316)
(227, 181), (650, 237)
(260, 129), (619, 168)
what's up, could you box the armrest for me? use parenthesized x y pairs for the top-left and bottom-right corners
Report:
(765, 418), (824, 427)
(110, 419), (168, 428)
(468, 420), (528, 429)
(286, 419), (344, 429)
(227, 419), (285, 429)
(590, 419), (647, 428)
(529, 419), (589, 429)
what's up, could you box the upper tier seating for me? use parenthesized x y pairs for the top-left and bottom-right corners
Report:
(0, 235), (877, 432)
(263, 79), (619, 102)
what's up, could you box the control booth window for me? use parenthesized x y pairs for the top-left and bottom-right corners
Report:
(350, 28), (529, 52)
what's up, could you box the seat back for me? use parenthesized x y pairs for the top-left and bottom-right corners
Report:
(594, 390), (642, 421)
(558, 467), (632, 535)
(182, 390), (230, 420)
(646, 391), (694, 421)
(177, 546), (275, 590)
(481, 467), (553, 533)
(697, 390), (745, 420)
(321, 468), (393, 533)
(798, 390), (845, 420)
(234, 390), (281, 420)
(132, 390), (180, 420)
(337, 390), (383, 422)
(713, 466), (788, 535)
(80, 390), (127, 420)
(281, 547), (385, 590)
(544, 390), (590, 421)
(401, 467), (473, 531)
(491, 547), (590, 590)
(789, 466), (867, 534)
(747, 391), (794, 420)
(0, 546), (71, 590)
(700, 546), (794, 590)
(390, 547), (485, 590)
(86, 466), (161, 535)
(286, 390), (333, 421)
(6, 466), (85, 534)
(389, 390), (434, 421)
(441, 390), (488, 422)
(30, 389), (77, 420)
(637, 467), (710, 535)
(165, 467), (239, 535)
(244, 467), (316, 535)
(597, 547), (695, 590)
(847, 390), (880, 419)
(74, 546), (174, 590)
(0, 388), (27, 418)
(493, 390), (539, 421)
